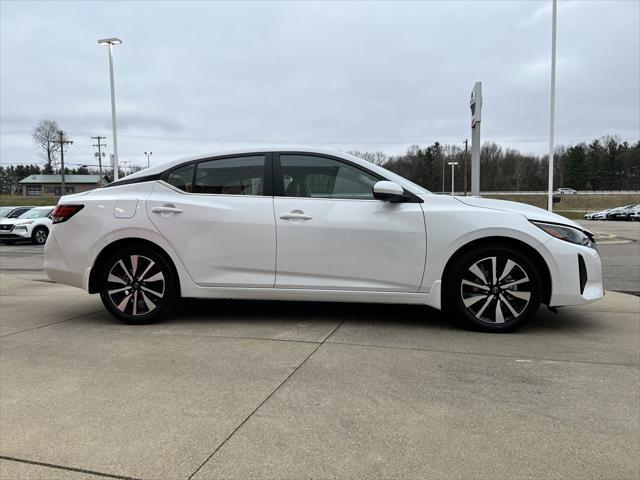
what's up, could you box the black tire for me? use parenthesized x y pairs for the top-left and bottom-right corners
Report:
(444, 245), (542, 332)
(31, 226), (49, 245)
(99, 246), (177, 324)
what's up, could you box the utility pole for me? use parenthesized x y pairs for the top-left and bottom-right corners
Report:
(52, 130), (73, 195)
(92, 136), (106, 182)
(463, 139), (468, 195)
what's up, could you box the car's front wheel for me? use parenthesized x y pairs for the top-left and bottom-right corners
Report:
(99, 246), (176, 324)
(445, 245), (542, 332)
(32, 226), (48, 245)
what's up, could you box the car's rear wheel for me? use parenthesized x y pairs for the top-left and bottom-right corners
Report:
(32, 227), (48, 245)
(99, 246), (176, 324)
(445, 245), (542, 332)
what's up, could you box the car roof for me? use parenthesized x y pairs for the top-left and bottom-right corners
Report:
(121, 146), (371, 178)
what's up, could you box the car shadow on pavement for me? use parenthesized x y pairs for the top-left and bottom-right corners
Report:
(156, 298), (600, 335)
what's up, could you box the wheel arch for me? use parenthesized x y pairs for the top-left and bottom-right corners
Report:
(88, 237), (181, 296)
(441, 236), (552, 306)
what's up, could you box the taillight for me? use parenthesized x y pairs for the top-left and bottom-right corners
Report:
(51, 205), (84, 224)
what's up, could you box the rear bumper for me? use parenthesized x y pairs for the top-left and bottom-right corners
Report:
(44, 232), (85, 290)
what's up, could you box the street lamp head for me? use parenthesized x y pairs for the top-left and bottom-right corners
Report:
(98, 37), (122, 46)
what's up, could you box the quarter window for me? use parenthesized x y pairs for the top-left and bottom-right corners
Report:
(164, 164), (195, 192)
(279, 155), (379, 200)
(194, 156), (265, 195)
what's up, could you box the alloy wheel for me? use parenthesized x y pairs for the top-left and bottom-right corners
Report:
(460, 256), (531, 324)
(34, 228), (48, 244)
(105, 254), (166, 317)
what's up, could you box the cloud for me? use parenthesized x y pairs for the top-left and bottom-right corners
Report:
(1, 0), (638, 169)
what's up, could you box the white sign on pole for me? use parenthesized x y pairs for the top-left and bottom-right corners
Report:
(470, 81), (482, 195)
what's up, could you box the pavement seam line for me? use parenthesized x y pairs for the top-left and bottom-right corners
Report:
(68, 327), (324, 346)
(0, 456), (142, 480)
(326, 339), (640, 368)
(0, 309), (103, 338)
(187, 318), (347, 480)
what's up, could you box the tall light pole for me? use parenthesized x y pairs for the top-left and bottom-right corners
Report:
(144, 151), (153, 168)
(448, 161), (458, 195)
(547, 0), (557, 211)
(98, 37), (122, 180)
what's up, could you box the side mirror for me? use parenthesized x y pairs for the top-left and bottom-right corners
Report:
(373, 181), (405, 202)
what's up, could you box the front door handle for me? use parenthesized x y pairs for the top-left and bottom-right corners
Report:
(151, 206), (183, 214)
(279, 210), (312, 221)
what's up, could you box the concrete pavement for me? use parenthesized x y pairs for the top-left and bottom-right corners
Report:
(1, 274), (638, 479)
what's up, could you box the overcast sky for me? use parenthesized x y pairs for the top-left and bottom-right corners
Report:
(1, 0), (638, 170)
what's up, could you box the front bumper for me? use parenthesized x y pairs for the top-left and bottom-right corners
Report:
(0, 228), (30, 240)
(542, 236), (604, 307)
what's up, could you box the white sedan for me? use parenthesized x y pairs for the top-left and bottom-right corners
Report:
(44, 147), (603, 332)
(0, 206), (54, 245)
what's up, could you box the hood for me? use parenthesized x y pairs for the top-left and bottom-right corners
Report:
(454, 196), (583, 229)
(0, 217), (22, 226)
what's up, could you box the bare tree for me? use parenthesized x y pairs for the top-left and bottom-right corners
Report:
(32, 119), (61, 174)
(348, 150), (389, 166)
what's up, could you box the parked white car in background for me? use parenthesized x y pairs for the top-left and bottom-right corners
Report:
(557, 188), (578, 195)
(44, 147), (603, 332)
(0, 206), (54, 244)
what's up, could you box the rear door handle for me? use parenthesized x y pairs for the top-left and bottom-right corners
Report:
(279, 211), (312, 221)
(151, 206), (183, 214)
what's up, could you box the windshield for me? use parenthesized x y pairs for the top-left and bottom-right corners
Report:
(18, 208), (52, 219)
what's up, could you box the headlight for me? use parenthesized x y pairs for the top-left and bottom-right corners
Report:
(14, 225), (28, 231)
(531, 221), (596, 249)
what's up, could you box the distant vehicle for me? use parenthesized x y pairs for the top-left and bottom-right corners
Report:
(0, 206), (54, 245)
(558, 188), (578, 195)
(613, 204), (639, 221)
(592, 209), (611, 220)
(0, 206), (32, 219)
(45, 147), (603, 332)
(584, 212), (596, 220)
(606, 205), (636, 220)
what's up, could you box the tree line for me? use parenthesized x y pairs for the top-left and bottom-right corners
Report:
(0, 164), (97, 194)
(353, 135), (640, 192)
(3, 119), (639, 195)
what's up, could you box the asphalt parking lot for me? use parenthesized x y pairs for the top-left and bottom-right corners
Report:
(0, 222), (638, 479)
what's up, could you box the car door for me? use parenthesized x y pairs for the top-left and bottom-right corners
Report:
(273, 153), (426, 292)
(146, 154), (276, 287)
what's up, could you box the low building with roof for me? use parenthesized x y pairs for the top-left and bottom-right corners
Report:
(19, 174), (108, 196)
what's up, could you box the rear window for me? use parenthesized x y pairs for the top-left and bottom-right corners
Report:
(194, 156), (265, 195)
